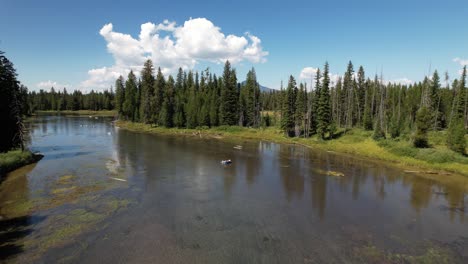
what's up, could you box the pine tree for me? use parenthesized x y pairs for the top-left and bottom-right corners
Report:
(447, 116), (466, 154)
(160, 75), (175, 127)
(122, 71), (138, 121)
(295, 83), (307, 137)
(343, 61), (355, 130)
(220, 61), (239, 125)
(244, 68), (261, 127)
(186, 73), (198, 128)
(310, 69), (321, 134)
(134, 80), (141, 122)
(430, 71), (440, 110)
(357, 66), (366, 126)
(414, 106), (431, 147)
(447, 67), (467, 154)
(459, 66), (467, 127)
(363, 99), (373, 130)
(174, 68), (186, 128)
(139, 59), (155, 123)
(281, 75), (297, 136)
(153, 68), (165, 125)
(389, 113), (401, 138)
(198, 71), (211, 127)
(317, 62), (331, 139)
(332, 77), (342, 126)
(209, 74), (220, 127)
(372, 115), (385, 140)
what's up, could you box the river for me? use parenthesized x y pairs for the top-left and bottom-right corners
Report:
(0, 115), (467, 263)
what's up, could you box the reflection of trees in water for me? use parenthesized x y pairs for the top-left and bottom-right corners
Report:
(405, 175), (466, 221)
(115, 128), (468, 223)
(245, 154), (259, 186)
(371, 168), (388, 201)
(409, 177), (433, 212)
(303, 150), (468, 222)
(0, 164), (35, 212)
(223, 164), (236, 198)
(311, 175), (327, 220)
(0, 164), (43, 261)
(280, 166), (304, 202)
(114, 128), (163, 187)
(308, 150), (332, 220)
(278, 145), (304, 202)
(442, 184), (466, 222)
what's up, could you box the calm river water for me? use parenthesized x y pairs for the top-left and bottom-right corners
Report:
(0, 115), (467, 263)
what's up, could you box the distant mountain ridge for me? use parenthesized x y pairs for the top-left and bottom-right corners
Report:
(240, 81), (275, 92)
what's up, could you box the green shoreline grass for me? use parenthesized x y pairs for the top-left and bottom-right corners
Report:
(116, 120), (468, 180)
(35, 110), (117, 117)
(0, 149), (42, 177)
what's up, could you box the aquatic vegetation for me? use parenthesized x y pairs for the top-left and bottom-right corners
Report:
(0, 172), (131, 261)
(56, 175), (76, 185)
(51, 186), (76, 195)
(24, 221), (94, 261)
(38, 184), (105, 211)
(313, 168), (345, 177)
(0, 199), (33, 217)
(104, 198), (131, 213)
(69, 208), (106, 223)
(351, 244), (458, 264)
(17, 195), (134, 262)
(326, 170), (345, 177)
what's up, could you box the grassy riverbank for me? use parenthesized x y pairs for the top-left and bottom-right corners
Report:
(116, 120), (468, 177)
(0, 149), (42, 176)
(35, 110), (117, 117)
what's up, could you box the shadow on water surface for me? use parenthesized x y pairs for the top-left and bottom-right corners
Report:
(0, 215), (47, 261)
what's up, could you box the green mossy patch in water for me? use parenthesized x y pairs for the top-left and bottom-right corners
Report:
(69, 208), (106, 223)
(56, 175), (76, 185)
(314, 168), (345, 177)
(30, 196), (131, 245)
(105, 198), (130, 212)
(0, 199), (34, 218)
(21, 197), (132, 261)
(41, 224), (86, 249)
(1, 165), (135, 262)
(351, 244), (458, 264)
(51, 186), (77, 195)
(38, 184), (105, 211)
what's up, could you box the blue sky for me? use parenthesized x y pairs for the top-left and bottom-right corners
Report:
(1, 0), (467, 92)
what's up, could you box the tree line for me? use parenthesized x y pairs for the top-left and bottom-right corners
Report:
(114, 60), (262, 129)
(27, 88), (114, 113)
(4, 51), (467, 155)
(111, 60), (466, 153)
(278, 62), (467, 153)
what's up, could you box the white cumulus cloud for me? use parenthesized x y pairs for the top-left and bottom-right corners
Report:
(299, 67), (318, 80)
(80, 18), (268, 92)
(453, 57), (468, 66)
(37, 80), (71, 90)
(385, 78), (413, 85)
(299, 66), (341, 89)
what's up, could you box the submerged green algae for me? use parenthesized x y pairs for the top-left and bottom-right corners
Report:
(351, 243), (459, 264)
(0, 167), (135, 263)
